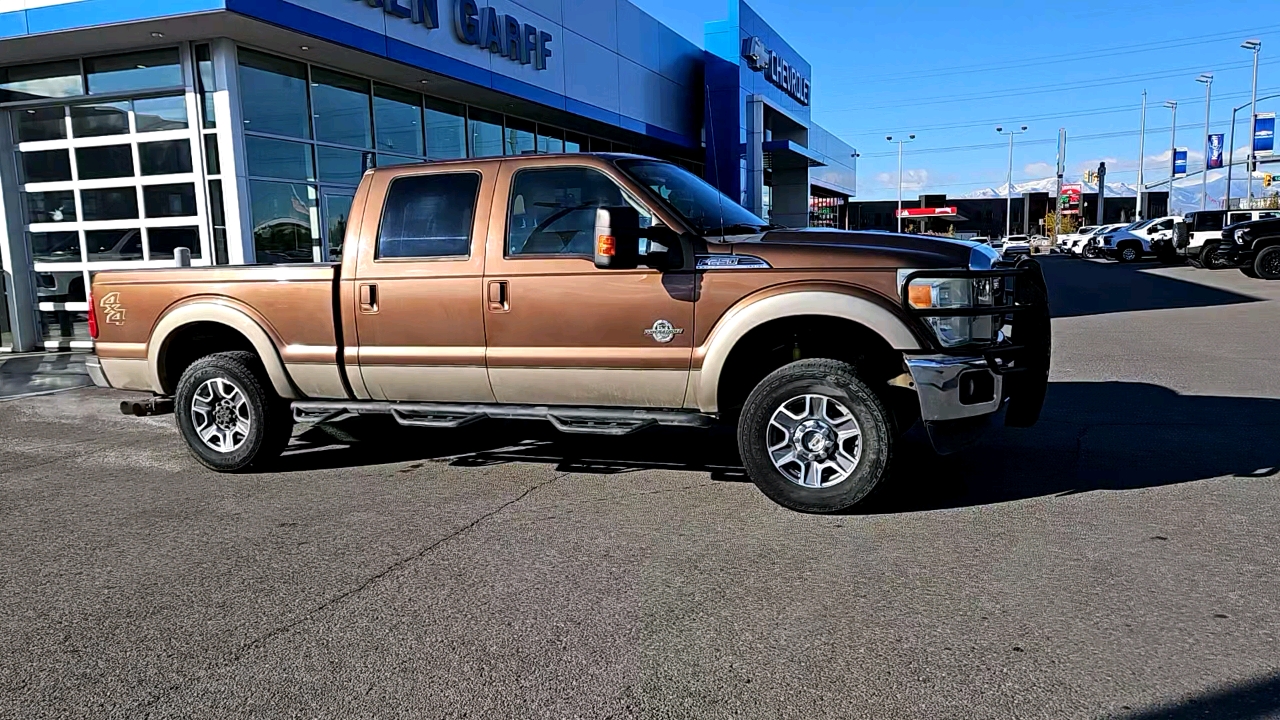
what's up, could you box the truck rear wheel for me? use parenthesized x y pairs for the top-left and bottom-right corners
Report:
(1200, 243), (1228, 270)
(737, 359), (892, 514)
(175, 351), (293, 472)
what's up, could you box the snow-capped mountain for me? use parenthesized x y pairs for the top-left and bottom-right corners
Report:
(963, 178), (1137, 200)
(962, 176), (1273, 214)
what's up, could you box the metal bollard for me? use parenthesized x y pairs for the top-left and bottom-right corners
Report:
(174, 247), (192, 267)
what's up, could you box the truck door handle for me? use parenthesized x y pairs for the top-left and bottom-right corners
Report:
(487, 280), (509, 312)
(359, 283), (378, 314)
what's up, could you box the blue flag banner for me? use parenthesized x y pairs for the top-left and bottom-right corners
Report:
(1255, 113), (1275, 157)
(1173, 148), (1188, 177)
(1208, 133), (1224, 169)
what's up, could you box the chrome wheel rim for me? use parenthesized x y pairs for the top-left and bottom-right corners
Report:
(766, 394), (863, 489)
(191, 378), (251, 453)
(1122, 248), (1137, 261)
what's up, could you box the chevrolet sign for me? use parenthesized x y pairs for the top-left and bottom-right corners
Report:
(742, 36), (810, 107)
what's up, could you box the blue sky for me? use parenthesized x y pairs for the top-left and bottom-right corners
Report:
(630, 0), (1279, 201)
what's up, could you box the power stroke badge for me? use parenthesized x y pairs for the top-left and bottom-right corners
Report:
(644, 320), (684, 344)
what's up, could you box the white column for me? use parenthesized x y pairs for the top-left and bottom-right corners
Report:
(211, 38), (252, 264)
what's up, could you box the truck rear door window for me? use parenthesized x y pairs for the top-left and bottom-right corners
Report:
(377, 172), (480, 259)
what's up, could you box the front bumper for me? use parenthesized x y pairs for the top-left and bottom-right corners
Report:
(901, 259), (1052, 452)
(906, 355), (1002, 422)
(86, 355), (110, 388)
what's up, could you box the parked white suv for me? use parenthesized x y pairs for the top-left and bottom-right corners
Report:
(1061, 225), (1102, 255)
(1093, 216), (1180, 262)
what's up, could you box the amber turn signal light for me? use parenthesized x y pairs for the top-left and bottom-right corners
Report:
(597, 235), (616, 257)
(907, 283), (934, 309)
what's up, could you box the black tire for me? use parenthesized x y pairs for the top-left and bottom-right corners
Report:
(1255, 246), (1280, 280)
(737, 359), (892, 514)
(175, 351), (293, 472)
(1200, 243), (1227, 270)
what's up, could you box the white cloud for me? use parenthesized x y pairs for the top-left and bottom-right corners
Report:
(875, 168), (929, 191)
(1023, 161), (1055, 177)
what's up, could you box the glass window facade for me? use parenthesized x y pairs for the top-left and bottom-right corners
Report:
(0, 40), (679, 349)
(2, 48), (213, 348)
(237, 47), (636, 264)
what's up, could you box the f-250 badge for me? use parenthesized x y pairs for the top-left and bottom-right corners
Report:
(99, 292), (126, 325)
(644, 319), (684, 343)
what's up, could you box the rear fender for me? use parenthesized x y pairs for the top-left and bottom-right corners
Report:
(149, 301), (297, 399)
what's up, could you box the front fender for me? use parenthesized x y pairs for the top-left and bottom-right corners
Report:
(690, 290), (922, 413)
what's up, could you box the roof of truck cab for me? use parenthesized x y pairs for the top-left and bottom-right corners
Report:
(363, 152), (651, 178)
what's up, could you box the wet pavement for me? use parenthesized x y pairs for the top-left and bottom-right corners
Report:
(0, 352), (92, 401)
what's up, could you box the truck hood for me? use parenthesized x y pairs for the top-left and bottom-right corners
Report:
(719, 228), (995, 270)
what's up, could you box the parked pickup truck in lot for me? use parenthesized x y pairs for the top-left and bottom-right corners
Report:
(88, 154), (1050, 513)
(1215, 215), (1280, 279)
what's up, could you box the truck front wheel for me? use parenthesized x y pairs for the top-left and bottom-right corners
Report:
(738, 359), (892, 514)
(1254, 246), (1280, 280)
(175, 351), (293, 472)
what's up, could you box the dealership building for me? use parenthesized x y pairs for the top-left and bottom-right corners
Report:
(0, 0), (857, 352)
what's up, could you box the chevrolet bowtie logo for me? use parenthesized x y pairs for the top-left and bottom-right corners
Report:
(100, 292), (126, 326)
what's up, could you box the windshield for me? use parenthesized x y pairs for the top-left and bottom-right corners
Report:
(616, 159), (774, 235)
(1080, 226), (1100, 235)
(1126, 219), (1153, 231)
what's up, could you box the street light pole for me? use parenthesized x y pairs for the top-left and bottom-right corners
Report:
(1226, 93), (1280, 211)
(1165, 101), (1178, 204)
(1244, 39), (1262, 199)
(997, 125), (1027, 237)
(887, 134), (915, 233)
(1197, 73), (1213, 210)
(1137, 90), (1147, 220)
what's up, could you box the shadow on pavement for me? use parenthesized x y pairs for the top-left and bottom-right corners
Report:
(279, 380), (1280, 514)
(1109, 671), (1280, 720)
(1039, 256), (1260, 319)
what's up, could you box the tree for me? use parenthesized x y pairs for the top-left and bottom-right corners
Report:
(1044, 211), (1079, 241)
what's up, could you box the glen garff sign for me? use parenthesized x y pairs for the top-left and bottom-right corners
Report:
(350, 0), (552, 71)
(742, 36), (810, 107)
(454, 0), (552, 70)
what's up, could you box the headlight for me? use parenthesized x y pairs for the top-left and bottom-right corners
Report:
(899, 274), (1001, 347)
(1235, 229), (1250, 244)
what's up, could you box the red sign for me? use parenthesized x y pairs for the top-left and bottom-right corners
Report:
(1060, 183), (1082, 215)
(895, 206), (958, 218)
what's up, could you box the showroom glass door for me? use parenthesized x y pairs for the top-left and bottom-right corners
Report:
(10, 50), (210, 348)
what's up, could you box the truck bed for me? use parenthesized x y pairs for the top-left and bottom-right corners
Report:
(90, 263), (344, 398)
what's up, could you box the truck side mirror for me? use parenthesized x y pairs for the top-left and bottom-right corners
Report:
(594, 206), (641, 270)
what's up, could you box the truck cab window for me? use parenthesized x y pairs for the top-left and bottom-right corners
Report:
(377, 172), (480, 259)
(507, 167), (650, 257)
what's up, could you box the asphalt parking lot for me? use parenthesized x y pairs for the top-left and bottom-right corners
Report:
(2, 257), (1279, 719)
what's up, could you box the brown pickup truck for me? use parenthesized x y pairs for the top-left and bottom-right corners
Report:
(88, 154), (1050, 513)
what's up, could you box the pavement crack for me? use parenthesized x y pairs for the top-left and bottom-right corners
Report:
(233, 475), (559, 657)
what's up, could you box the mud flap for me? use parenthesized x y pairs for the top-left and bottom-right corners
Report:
(1004, 258), (1051, 428)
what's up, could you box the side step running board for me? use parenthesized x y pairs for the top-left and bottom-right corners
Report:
(292, 401), (715, 436)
